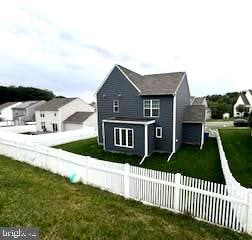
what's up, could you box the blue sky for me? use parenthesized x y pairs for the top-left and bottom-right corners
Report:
(0, 0), (252, 102)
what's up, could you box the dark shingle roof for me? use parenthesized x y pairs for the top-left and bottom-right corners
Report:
(0, 102), (18, 111)
(36, 98), (77, 111)
(183, 105), (205, 123)
(192, 97), (205, 105)
(63, 112), (93, 124)
(117, 65), (185, 95)
(240, 94), (250, 105)
(12, 101), (41, 109)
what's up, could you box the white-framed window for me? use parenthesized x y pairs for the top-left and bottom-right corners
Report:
(143, 99), (160, 117)
(41, 122), (46, 130)
(40, 113), (45, 118)
(156, 127), (162, 138)
(114, 127), (134, 148)
(113, 100), (119, 113)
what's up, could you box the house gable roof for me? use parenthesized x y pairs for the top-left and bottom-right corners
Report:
(36, 98), (77, 111)
(0, 102), (18, 111)
(240, 94), (250, 105)
(183, 105), (205, 123)
(248, 89), (252, 95)
(63, 112), (93, 124)
(192, 97), (205, 105)
(12, 101), (41, 110)
(117, 65), (185, 95)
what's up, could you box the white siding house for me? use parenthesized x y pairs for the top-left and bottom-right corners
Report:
(35, 98), (95, 132)
(233, 90), (252, 117)
(0, 102), (21, 122)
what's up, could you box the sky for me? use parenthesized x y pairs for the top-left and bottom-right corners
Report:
(0, 0), (252, 103)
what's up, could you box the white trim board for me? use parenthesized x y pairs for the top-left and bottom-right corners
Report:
(94, 65), (141, 96)
(103, 119), (155, 125)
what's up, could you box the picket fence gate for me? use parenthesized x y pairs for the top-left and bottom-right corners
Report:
(0, 136), (251, 234)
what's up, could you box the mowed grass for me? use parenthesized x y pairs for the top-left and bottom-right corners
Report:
(56, 138), (225, 184)
(0, 155), (250, 240)
(219, 128), (252, 188)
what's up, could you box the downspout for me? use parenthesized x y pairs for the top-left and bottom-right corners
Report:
(167, 94), (176, 162)
(200, 123), (204, 149)
(139, 124), (148, 165)
(102, 121), (106, 151)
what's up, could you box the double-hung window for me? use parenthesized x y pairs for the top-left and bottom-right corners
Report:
(113, 100), (119, 113)
(144, 99), (160, 117)
(114, 128), (134, 148)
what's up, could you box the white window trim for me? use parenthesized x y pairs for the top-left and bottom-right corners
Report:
(156, 127), (163, 138)
(113, 100), (119, 113)
(143, 99), (160, 117)
(114, 127), (134, 148)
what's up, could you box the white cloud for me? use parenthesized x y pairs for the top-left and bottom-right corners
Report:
(0, 0), (252, 100)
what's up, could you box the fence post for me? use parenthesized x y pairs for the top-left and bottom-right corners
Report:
(86, 156), (89, 184)
(57, 149), (62, 175)
(247, 191), (252, 234)
(174, 173), (181, 212)
(16, 140), (20, 161)
(124, 163), (130, 199)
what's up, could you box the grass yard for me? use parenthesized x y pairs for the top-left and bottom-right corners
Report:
(0, 155), (250, 240)
(219, 128), (252, 188)
(55, 138), (225, 184)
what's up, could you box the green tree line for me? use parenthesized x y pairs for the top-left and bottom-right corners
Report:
(206, 92), (240, 119)
(0, 86), (55, 104)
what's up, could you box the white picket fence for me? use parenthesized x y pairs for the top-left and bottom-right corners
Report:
(0, 135), (251, 234)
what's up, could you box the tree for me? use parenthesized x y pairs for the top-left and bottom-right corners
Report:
(0, 86), (55, 104)
(248, 112), (252, 136)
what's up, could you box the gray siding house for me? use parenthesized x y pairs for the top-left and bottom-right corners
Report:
(12, 100), (46, 125)
(96, 65), (205, 161)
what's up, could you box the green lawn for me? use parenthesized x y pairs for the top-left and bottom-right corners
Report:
(55, 138), (225, 184)
(0, 155), (250, 240)
(219, 128), (252, 188)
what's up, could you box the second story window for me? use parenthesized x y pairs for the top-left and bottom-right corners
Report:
(144, 99), (160, 117)
(113, 100), (119, 113)
(40, 113), (45, 118)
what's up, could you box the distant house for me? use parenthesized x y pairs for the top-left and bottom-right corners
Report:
(223, 112), (230, 119)
(35, 98), (95, 132)
(63, 111), (97, 131)
(96, 65), (205, 160)
(233, 90), (252, 117)
(12, 100), (46, 125)
(0, 102), (21, 122)
(191, 96), (211, 120)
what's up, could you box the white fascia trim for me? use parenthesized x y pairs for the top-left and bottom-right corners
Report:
(174, 72), (186, 94)
(200, 123), (205, 150)
(116, 65), (141, 93)
(172, 94), (176, 153)
(102, 119), (155, 125)
(94, 65), (117, 96)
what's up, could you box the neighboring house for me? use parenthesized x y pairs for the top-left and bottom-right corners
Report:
(233, 90), (252, 117)
(191, 96), (211, 120)
(35, 98), (95, 132)
(223, 112), (230, 119)
(12, 100), (46, 125)
(96, 65), (205, 161)
(0, 102), (21, 122)
(63, 111), (97, 131)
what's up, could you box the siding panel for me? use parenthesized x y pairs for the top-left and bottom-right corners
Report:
(182, 123), (202, 145)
